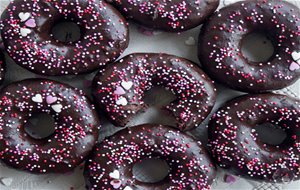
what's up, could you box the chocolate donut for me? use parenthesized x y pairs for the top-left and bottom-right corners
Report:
(92, 53), (216, 131)
(208, 93), (300, 182)
(198, 0), (300, 92)
(0, 41), (5, 83)
(0, 79), (100, 173)
(107, 0), (220, 32)
(0, 0), (129, 75)
(84, 124), (216, 190)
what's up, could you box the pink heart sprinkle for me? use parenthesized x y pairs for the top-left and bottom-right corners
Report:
(289, 62), (300, 71)
(46, 95), (57, 104)
(63, 171), (74, 176)
(25, 18), (36, 28)
(224, 174), (237, 184)
(137, 26), (154, 36)
(114, 86), (126, 95)
(110, 180), (122, 189)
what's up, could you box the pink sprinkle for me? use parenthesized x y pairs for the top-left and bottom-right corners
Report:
(224, 174), (237, 184)
(137, 26), (154, 36)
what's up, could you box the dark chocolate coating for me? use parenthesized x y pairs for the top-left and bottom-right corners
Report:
(92, 53), (217, 131)
(198, 0), (300, 93)
(208, 93), (300, 182)
(84, 124), (216, 190)
(0, 79), (100, 173)
(0, 0), (129, 76)
(0, 41), (5, 83)
(107, 0), (219, 32)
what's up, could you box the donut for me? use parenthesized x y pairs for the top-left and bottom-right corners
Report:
(208, 93), (300, 182)
(107, 0), (220, 32)
(0, 79), (100, 173)
(198, 0), (300, 92)
(84, 124), (216, 190)
(0, 0), (129, 76)
(0, 41), (5, 83)
(92, 53), (217, 131)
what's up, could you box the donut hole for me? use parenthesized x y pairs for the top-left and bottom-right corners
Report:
(132, 158), (170, 183)
(144, 87), (176, 107)
(51, 21), (82, 43)
(255, 123), (287, 146)
(127, 87), (177, 127)
(24, 113), (56, 139)
(241, 32), (275, 63)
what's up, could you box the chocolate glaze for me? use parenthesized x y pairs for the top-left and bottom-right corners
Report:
(107, 0), (219, 32)
(92, 53), (217, 131)
(84, 124), (216, 190)
(0, 41), (5, 83)
(0, 0), (129, 76)
(208, 93), (300, 182)
(198, 0), (300, 93)
(0, 79), (100, 173)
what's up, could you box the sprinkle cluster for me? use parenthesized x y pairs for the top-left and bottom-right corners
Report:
(198, 0), (300, 92)
(93, 53), (216, 131)
(109, 0), (219, 31)
(129, 0), (192, 29)
(0, 79), (100, 173)
(84, 125), (215, 190)
(0, 0), (128, 75)
(208, 94), (300, 182)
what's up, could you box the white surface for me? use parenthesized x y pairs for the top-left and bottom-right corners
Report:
(0, 0), (300, 190)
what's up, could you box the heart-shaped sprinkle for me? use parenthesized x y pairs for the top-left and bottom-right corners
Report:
(32, 94), (43, 103)
(121, 81), (133, 90)
(109, 170), (120, 179)
(51, 104), (63, 113)
(25, 18), (36, 28)
(0, 177), (13, 186)
(224, 174), (237, 184)
(185, 36), (196, 46)
(292, 51), (300, 62)
(18, 12), (31, 22)
(20, 28), (31, 37)
(137, 26), (154, 36)
(46, 95), (57, 104)
(116, 97), (128, 106)
(289, 62), (300, 71)
(114, 86), (126, 95)
(110, 180), (122, 189)
(124, 186), (133, 190)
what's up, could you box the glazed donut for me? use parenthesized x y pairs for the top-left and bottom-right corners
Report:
(208, 93), (300, 182)
(198, 0), (300, 92)
(0, 79), (100, 173)
(0, 41), (5, 83)
(92, 53), (216, 131)
(0, 0), (129, 76)
(84, 124), (216, 190)
(107, 0), (220, 32)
